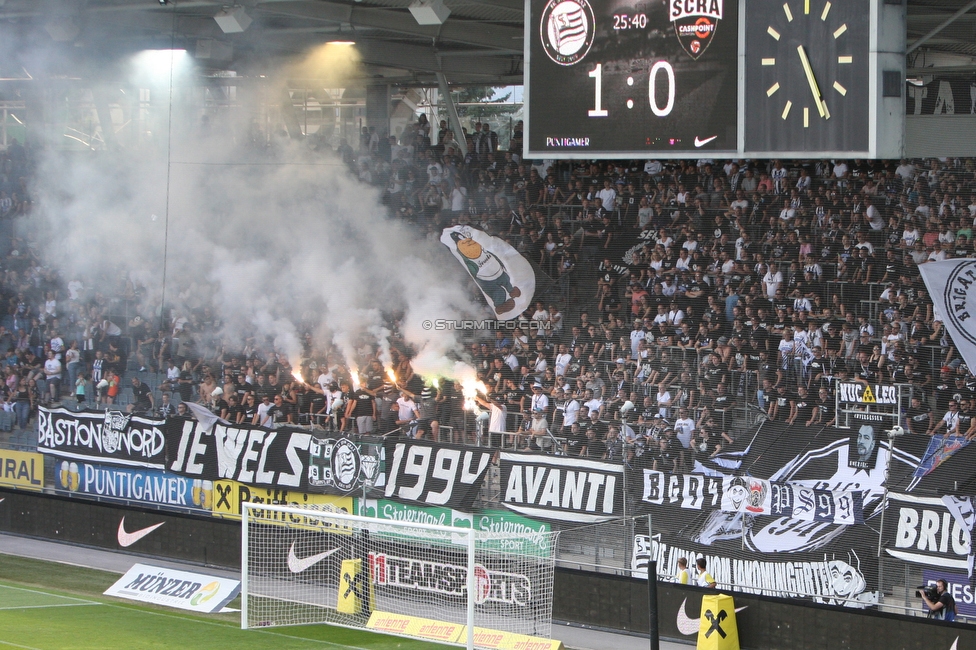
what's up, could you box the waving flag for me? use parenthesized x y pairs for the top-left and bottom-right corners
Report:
(918, 259), (976, 372)
(441, 226), (535, 321)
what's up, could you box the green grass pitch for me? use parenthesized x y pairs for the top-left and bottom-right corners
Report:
(0, 555), (451, 650)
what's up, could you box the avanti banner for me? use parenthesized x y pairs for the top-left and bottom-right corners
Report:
(498, 451), (624, 523)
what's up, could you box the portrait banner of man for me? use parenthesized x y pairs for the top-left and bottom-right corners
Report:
(849, 424), (878, 470)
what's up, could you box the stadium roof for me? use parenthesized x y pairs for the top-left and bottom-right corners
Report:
(0, 0), (973, 85)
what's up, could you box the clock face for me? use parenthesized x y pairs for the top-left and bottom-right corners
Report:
(744, 0), (871, 153)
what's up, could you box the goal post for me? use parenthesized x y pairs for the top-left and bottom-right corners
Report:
(240, 502), (558, 648)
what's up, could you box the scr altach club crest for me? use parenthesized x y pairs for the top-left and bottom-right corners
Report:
(670, 0), (724, 60)
(540, 0), (595, 66)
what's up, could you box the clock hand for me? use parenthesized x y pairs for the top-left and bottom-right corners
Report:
(797, 45), (828, 119)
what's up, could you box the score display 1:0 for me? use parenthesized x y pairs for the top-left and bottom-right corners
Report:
(586, 61), (676, 118)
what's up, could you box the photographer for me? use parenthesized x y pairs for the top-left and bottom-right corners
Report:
(919, 579), (956, 622)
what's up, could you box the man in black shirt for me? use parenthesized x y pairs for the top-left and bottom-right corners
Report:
(920, 579), (956, 622)
(253, 374), (275, 401)
(226, 394), (246, 424)
(128, 377), (154, 415)
(813, 387), (835, 427)
(702, 382), (733, 422)
(905, 394), (933, 436)
(958, 398), (975, 440)
(700, 354), (728, 394)
(787, 385), (814, 427)
(956, 375), (976, 404)
(933, 370), (956, 412)
(807, 347), (828, 391)
(652, 436), (677, 473)
(854, 351), (882, 384)
(348, 387), (377, 434)
(563, 422), (587, 456)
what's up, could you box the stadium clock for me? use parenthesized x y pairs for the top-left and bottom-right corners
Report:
(743, 0), (871, 153)
(525, 0), (740, 158)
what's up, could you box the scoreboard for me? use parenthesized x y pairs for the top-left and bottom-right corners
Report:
(524, 0), (906, 159)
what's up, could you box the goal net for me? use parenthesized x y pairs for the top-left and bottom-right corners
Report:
(241, 502), (558, 646)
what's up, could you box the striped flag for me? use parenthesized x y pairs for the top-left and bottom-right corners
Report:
(553, 7), (586, 49)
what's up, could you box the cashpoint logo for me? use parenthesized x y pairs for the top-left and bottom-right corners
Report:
(670, 0), (724, 60)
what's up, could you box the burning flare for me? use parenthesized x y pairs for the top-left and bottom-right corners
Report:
(461, 378), (488, 412)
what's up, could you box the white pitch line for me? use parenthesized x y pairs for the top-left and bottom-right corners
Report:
(0, 584), (98, 604)
(0, 640), (43, 650)
(0, 602), (103, 611)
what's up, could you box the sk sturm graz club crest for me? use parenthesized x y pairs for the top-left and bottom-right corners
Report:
(308, 436), (379, 493)
(540, 0), (595, 66)
(670, 0), (724, 60)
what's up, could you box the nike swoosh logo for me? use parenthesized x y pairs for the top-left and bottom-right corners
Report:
(287, 542), (339, 573)
(117, 517), (164, 547)
(694, 135), (718, 148)
(676, 597), (748, 635)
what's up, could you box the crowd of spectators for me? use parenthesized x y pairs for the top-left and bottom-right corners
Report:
(1, 118), (975, 474)
(349, 116), (976, 469)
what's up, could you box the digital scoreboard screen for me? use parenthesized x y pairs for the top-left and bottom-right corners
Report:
(525, 0), (741, 158)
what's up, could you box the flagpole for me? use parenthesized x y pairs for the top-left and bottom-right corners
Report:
(648, 513), (659, 650)
(877, 427), (902, 557)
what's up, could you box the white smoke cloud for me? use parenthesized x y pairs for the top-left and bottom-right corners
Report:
(29, 50), (483, 382)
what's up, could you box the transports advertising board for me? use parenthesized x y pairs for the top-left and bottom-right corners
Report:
(524, 0), (906, 159)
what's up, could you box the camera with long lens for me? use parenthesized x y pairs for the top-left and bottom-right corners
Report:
(916, 585), (939, 601)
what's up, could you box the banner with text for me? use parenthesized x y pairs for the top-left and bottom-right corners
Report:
(210, 479), (355, 533)
(918, 259), (976, 373)
(383, 438), (492, 511)
(628, 469), (864, 526)
(166, 419), (310, 490)
(38, 408), (166, 469)
(881, 492), (972, 573)
(499, 452), (624, 523)
(0, 449), (43, 491)
(55, 457), (210, 514)
(104, 563), (239, 613)
(630, 527), (879, 606)
(360, 498), (552, 557)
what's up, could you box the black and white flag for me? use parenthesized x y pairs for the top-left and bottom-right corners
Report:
(918, 259), (976, 372)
